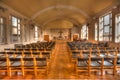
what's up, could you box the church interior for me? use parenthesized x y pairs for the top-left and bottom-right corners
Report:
(0, 0), (120, 79)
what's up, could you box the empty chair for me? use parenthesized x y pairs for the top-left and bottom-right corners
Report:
(30, 48), (38, 52)
(41, 52), (51, 59)
(6, 52), (16, 58)
(103, 57), (117, 75)
(8, 58), (23, 77)
(99, 50), (108, 58)
(76, 57), (90, 76)
(0, 58), (9, 76)
(34, 57), (48, 75)
(46, 48), (52, 51)
(0, 52), (6, 58)
(23, 52), (32, 58)
(81, 51), (91, 58)
(116, 57), (120, 73)
(71, 51), (80, 61)
(17, 48), (25, 52)
(32, 52), (41, 58)
(117, 50), (120, 57)
(91, 51), (100, 58)
(22, 57), (36, 76)
(90, 57), (103, 76)
(38, 48), (44, 51)
(14, 52), (23, 58)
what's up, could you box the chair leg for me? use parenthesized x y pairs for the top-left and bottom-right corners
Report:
(34, 67), (37, 77)
(22, 67), (24, 76)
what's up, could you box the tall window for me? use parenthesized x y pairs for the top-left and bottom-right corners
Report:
(11, 16), (21, 43)
(35, 26), (39, 41)
(99, 13), (112, 41)
(95, 23), (98, 41)
(0, 17), (5, 44)
(115, 14), (120, 42)
(81, 25), (88, 40)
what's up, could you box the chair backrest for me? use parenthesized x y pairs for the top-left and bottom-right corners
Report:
(0, 57), (8, 67)
(35, 58), (47, 66)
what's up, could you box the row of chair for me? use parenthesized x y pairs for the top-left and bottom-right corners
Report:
(0, 51), (52, 59)
(4, 48), (53, 52)
(71, 50), (120, 61)
(76, 57), (120, 76)
(67, 41), (120, 76)
(22, 42), (55, 49)
(0, 57), (49, 77)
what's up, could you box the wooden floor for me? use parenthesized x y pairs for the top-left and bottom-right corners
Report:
(0, 40), (120, 79)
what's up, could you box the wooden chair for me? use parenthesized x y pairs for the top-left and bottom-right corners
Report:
(0, 52), (6, 58)
(71, 51), (80, 61)
(14, 52), (23, 58)
(102, 57), (117, 75)
(6, 52), (16, 58)
(8, 58), (23, 77)
(32, 51), (41, 58)
(41, 51), (51, 59)
(91, 51), (100, 58)
(0, 57), (9, 76)
(90, 57), (103, 76)
(22, 57), (36, 76)
(99, 50), (108, 58)
(34, 57), (48, 76)
(23, 51), (32, 58)
(81, 51), (91, 58)
(116, 57), (120, 73)
(76, 57), (90, 76)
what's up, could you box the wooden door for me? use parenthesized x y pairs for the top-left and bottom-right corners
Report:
(44, 35), (49, 42)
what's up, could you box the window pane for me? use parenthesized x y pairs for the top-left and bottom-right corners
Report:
(18, 24), (20, 30)
(99, 13), (112, 41)
(0, 18), (3, 23)
(104, 15), (110, 25)
(104, 26), (109, 33)
(115, 14), (120, 42)
(12, 28), (17, 34)
(18, 31), (20, 35)
(81, 25), (88, 39)
(18, 19), (20, 23)
(12, 16), (17, 27)
(95, 23), (98, 41)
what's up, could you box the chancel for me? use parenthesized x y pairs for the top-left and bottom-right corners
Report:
(58, 30), (63, 39)
(0, 0), (120, 79)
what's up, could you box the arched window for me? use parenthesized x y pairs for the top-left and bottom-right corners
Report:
(81, 25), (88, 40)
(115, 14), (120, 42)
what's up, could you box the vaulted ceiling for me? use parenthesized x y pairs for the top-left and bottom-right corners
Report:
(0, 0), (119, 28)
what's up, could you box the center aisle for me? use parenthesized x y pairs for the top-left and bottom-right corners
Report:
(48, 40), (75, 79)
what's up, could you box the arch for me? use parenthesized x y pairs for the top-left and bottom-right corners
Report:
(31, 5), (90, 19)
(41, 16), (81, 28)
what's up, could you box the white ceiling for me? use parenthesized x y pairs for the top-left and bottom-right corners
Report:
(1, 0), (119, 28)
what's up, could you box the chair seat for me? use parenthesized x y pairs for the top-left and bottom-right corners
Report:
(77, 61), (88, 67)
(11, 62), (21, 67)
(36, 61), (47, 66)
(100, 54), (107, 57)
(0, 62), (7, 67)
(24, 62), (34, 67)
(103, 61), (113, 66)
(90, 61), (101, 67)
